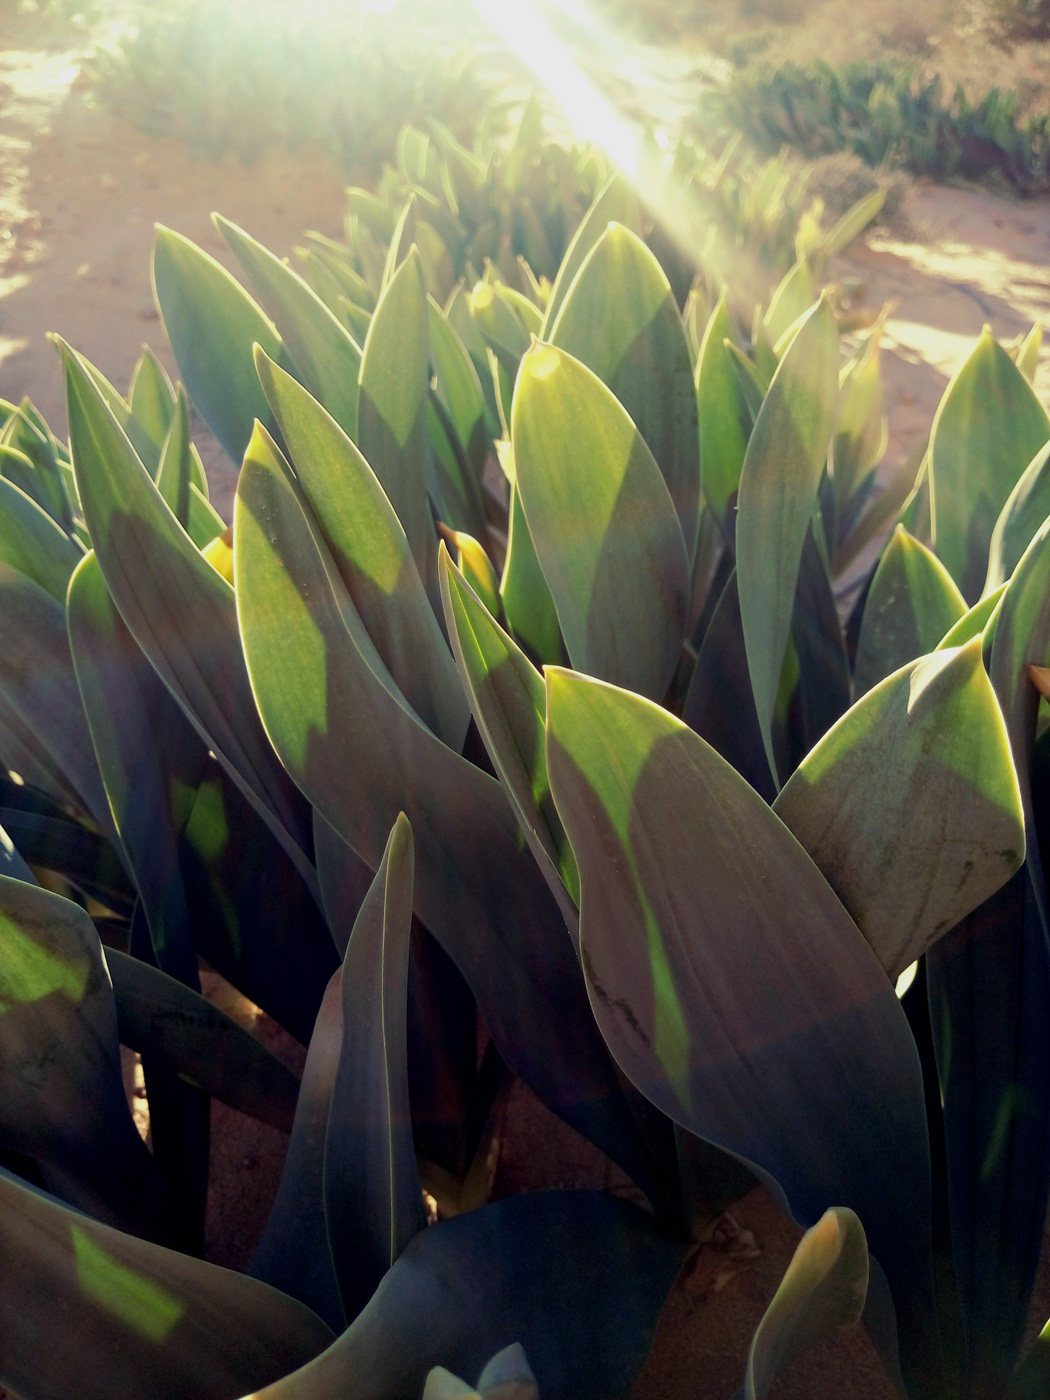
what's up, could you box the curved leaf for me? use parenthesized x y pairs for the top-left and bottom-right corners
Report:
(929, 326), (1050, 602)
(540, 173), (641, 337)
(0, 1169), (333, 1400)
(776, 639), (1024, 978)
(746, 1208), (868, 1399)
(853, 525), (967, 696)
(234, 427), (661, 1204)
(545, 670), (941, 1398)
(0, 474), (82, 602)
(549, 223), (700, 562)
(985, 440), (1050, 596)
(59, 338), (315, 883)
(695, 295), (750, 531)
(512, 342), (689, 701)
(255, 349), (468, 749)
(216, 214), (362, 441)
(152, 225), (281, 464)
(325, 814), (425, 1319)
(0, 877), (174, 1243)
(735, 294), (839, 788)
(245, 1193), (687, 1400)
(357, 246), (436, 597)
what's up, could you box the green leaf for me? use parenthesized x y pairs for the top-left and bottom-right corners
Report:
(545, 669), (941, 1398)
(152, 224), (281, 464)
(499, 476), (564, 666)
(936, 584), (1006, 650)
(59, 338), (315, 881)
(735, 294), (839, 788)
(215, 215), (363, 442)
(67, 551), (204, 986)
(440, 548), (579, 927)
(695, 295), (750, 531)
(929, 325), (1050, 602)
(357, 246), (436, 596)
(0, 474), (83, 602)
(853, 525), (967, 695)
(243, 1193), (687, 1400)
(762, 259), (817, 346)
(429, 297), (488, 482)
(247, 969), (346, 1332)
(255, 350), (468, 750)
(1008, 1321), (1050, 1400)
(985, 440), (1050, 595)
(549, 223), (700, 564)
(106, 947), (300, 1132)
(234, 429), (662, 1204)
(469, 282), (531, 376)
(127, 347), (175, 459)
(540, 174), (641, 337)
(0, 1169), (333, 1400)
(325, 814), (425, 1320)
(775, 638), (1025, 978)
(746, 1208), (868, 1399)
(0, 563), (112, 836)
(512, 343), (689, 701)
(0, 878), (176, 1244)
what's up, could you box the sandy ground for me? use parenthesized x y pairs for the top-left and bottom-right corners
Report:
(2, 18), (1050, 1400)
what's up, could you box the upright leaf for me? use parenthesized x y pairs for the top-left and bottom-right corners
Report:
(775, 639), (1025, 979)
(357, 246), (436, 597)
(152, 225), (281, 464)
(735, 295), (839, 788)
(929, 326), (1050, 602)
(549, 223), (700, 562)
(512, 343), (689, 701)
(325, 815), (425, 1319)
(985, 440), (1050, 595)
(546, 671), (941, 1399)
(853, 526), (967, 696)
(695, 295), (750, 531)
(216, 215), (363, 441)
(540, 174), (641, 337)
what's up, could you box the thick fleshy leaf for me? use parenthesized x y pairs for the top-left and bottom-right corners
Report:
(762, 259), (817, 346)
(217, 215), (362, 441)
(106, 947), (300, 1132)
(255, 350), (468, 749)
(745, 1208), (868, 1399)
(325, 814), (425, 1319)
(540, 173), (641, 337)
(776, 639), (1024, 979)
(0, 562), (112, 837)
(59, 338), (315, 882)
(244, 1192), (687, 1400)
(927, 517), (1050, 1394)
(429, 298), (487, 482)
(154, 387), (192, 531)
(545, 670), (941, 1398)
(735, 294), (839, 787)
(936, 585), (1006, 650)
(853, 525), (967, 696)
(695, 295), (750, 531)
(357, 246), (436, 596)
(234, 431), (661, 1204)
(314, 809), (374, 959)
(469, 282), (530, 377)
(127, 345), (175, 453)
(499, 477), (563, 666)
(0, 474), (82, 602)
(929, 326), (1050, 602)
(549, 223), (700, 562)
(0, 877), (175, 1243)
(512, 343), (689, 701)
(1008, 1322), (1050, 1400)
(985, 440), (1050, 595)
(67, 551), (204, 985)
(249, 971), (346, 1332)
(152, 225), (281, 464)
(0, 1169), (333, 1400)
(440, 548), (579, 928)
(178, 760), (337, 1049)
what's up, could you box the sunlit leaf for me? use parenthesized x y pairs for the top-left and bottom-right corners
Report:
(735, 294), (839, 787)
(695, 295), (750, 531)
(512, 343), (689, 700)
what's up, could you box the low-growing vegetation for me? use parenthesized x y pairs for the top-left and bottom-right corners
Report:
(0, 102), (1049, 1394)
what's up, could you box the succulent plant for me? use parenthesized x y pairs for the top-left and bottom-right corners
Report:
(0, 161), (1049, 1400)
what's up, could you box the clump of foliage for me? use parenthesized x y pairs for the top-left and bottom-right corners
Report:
(85, 0), (505, 167)
(705, 55), (1050, 193)
(1, 146), (1050, 1400)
